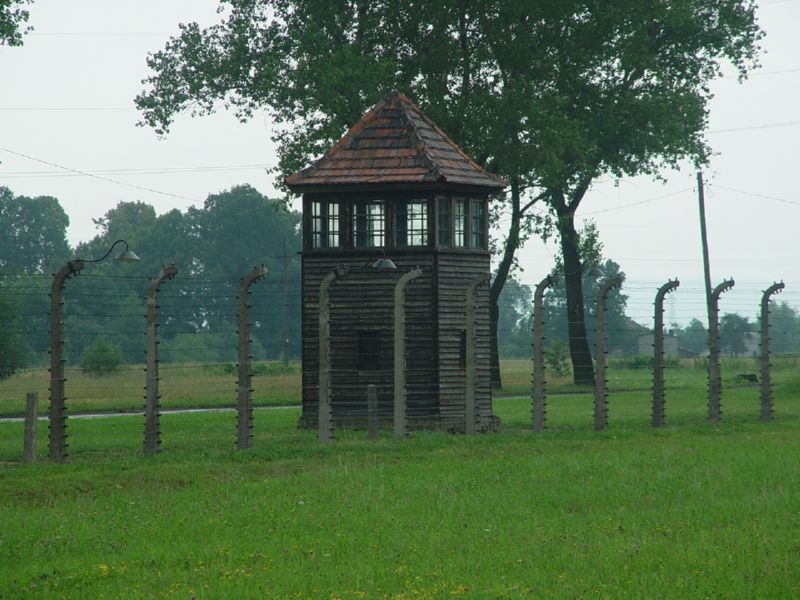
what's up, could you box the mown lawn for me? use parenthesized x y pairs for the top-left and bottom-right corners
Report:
(2, 356), (797, 418)
(1, 384), (799, 598)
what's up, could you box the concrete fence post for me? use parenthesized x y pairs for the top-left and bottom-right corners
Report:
(144, 265), (178, 455)
(465, 273), (489, 435)
(236, 265), (268, 450)
(48, 260), (84, 463)
(318, 267), (348, 444)
(652, 279), (680, 428)
(594, 274), (624, 431)
(23, 391), (38, 463)
(760, 281), (785, 421)
(707, 278), (734, 423)
(532, 274), (557, 433)
(394, 268), (422, 438)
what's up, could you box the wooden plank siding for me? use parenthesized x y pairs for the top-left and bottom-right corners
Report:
(299, 249), (493, 431)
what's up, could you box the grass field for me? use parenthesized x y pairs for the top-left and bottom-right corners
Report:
(2, 357), (797, 417)
(2, 368), (800, 598)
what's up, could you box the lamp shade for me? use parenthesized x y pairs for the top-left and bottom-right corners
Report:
(114, 249), (141, 263)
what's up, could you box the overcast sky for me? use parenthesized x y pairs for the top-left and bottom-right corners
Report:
(1, 0), (799, 325)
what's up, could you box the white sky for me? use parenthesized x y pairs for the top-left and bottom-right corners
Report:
(1, 0), (799, 325)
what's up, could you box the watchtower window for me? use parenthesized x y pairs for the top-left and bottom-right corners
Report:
(358, 331), (381, 370)
(354, 202), (385, 248)
(454, 198), (467, 247)
(471, 199), (486, 249)
(310, 201), (340, 248)
(437, 197), (451, 247)
(397, 201), (428, 246)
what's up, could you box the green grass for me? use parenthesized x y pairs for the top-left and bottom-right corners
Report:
(2, 385), (800, 598)
(0, 361), (302, 417)
(3, 357), (797, 418)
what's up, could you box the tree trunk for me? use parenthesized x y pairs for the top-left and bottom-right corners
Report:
(489, 179), (521, 388)
(557, 210), (595, 386)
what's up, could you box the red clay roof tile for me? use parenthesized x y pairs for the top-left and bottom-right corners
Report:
(285, 91), (507, 192)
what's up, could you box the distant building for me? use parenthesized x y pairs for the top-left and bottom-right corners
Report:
(637, 333), (679, 358)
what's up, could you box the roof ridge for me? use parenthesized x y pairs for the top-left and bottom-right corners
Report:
(399, 94), (506, 187)
(396, 94), (445, 182)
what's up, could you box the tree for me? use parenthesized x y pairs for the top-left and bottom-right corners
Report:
(0, 0), (32, 46)
(496, 276), (533, 358)
(0, 287), (27, 379)
(677, 319), (708, 357)
(0, 187), (71, 274)
(135, 0), (763, 385)
(760, 301), (799, 355)
(719, 313), (754, 357)
(79, 338), (123, 377)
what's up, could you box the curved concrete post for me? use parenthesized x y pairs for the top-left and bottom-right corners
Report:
(465, 273), (490, 435)
(318, 267), (348, 443)
(707, 278), (734, 423)
(760, 281), (785, 421)
(48, 260), (84, 462)
(531, 274), (557, 433)
(594, 274), (624, 431)
(394, 267), (422, 437)
(652, 279), (680, 428)
(236, 265), (268, 449)
(144, 265), (178, 455)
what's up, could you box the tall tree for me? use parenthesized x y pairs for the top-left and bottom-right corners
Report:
(0, 187), (71, 274)
(135, 0), (762, 384)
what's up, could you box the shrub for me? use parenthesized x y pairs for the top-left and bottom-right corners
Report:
(80, 338), (123, 377)
(544, 340), (571, 377)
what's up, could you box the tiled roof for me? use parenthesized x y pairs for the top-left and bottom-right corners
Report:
(285, 90), (507, 192)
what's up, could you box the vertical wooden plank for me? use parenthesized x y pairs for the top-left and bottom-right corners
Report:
(367, 384), (378, 438)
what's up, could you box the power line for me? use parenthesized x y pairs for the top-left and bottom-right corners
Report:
(0, 146), (203, 204)
(707, 120), (800, 134)
(582, 188), (692, 216)
(709, 183), (800, 207)
(2, 163), (270, 179)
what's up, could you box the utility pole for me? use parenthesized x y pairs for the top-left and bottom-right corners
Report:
(697, 172), (713, 325)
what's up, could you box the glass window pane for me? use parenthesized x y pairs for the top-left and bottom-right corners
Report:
(397, 200), (428, 247)
(354, 201), (385, 248)
(454, 198), (467, 247)
(437, 197), (451, 247)
(471, 199), (486, 249)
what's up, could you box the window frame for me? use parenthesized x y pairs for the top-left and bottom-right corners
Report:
(306, 198), (341, 250)
(352, 200), (386, 249)
(396, 199), (430, 247)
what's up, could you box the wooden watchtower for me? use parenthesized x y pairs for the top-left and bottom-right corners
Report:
(286, 90), (507, 431)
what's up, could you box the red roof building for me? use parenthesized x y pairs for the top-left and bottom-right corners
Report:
(288, 90), (504, 432)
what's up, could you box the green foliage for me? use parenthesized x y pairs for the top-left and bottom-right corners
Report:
(719, 312), (755, 357)
(544, 339), (571, 377)
(496, 275), (533, 358)
(0, 187), (71, 274)
(0, 285), (27, 380)
(79, 338), (123, 377)
(761, 301), (800, 354)
(136, 0), (763, 382)
(0, 0), (31, 46)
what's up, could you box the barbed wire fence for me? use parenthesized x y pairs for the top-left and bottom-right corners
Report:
(1, 268), (799, 462)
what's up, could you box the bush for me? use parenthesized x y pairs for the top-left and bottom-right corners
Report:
(544, 340), (571, 377)
(80, 338), (123, 377)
